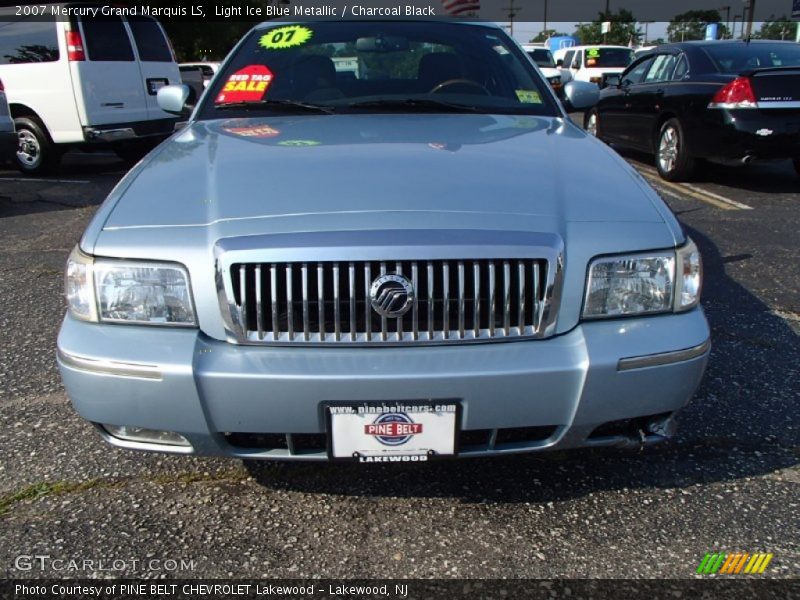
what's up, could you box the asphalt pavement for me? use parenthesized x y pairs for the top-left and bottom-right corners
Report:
(0, 146), (798, 580)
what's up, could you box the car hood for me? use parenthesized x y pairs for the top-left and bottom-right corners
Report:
(102, 113), (666, 232)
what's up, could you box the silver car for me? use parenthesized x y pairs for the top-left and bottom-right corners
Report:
(57, 21), (709, 463)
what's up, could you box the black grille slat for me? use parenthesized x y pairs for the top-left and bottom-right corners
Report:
(230, 259), (546, 344)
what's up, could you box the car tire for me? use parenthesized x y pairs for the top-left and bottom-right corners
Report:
(584, 108), (601, 139)
(793, 158), (800, 176)
(14, 117), (60, 175)
(655, 118), (695, 182)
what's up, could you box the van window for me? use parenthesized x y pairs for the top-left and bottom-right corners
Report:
(0, 19), (59, 64)
(80, 16), (134, 61)
(128, 17), (172, 62)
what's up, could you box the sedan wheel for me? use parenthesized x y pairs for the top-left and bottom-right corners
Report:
(655, 118), (695, 182)
(584, 109), (599, 137)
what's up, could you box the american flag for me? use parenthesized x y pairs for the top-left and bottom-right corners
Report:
(441, 0), (480, 17)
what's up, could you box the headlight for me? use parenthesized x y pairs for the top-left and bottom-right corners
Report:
(65, 246), (196, 326)
(582, 239), (702, 319)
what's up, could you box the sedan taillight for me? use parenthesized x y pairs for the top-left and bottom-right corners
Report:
(709, 77), (757, 109)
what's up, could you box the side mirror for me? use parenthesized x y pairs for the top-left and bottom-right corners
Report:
(556, 59), (563, 67)
(563, 80), (600, 111)
(604, 74), (621, 88)
(157, 84), (192, 115)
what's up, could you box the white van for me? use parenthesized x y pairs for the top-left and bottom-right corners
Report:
(555, 45), (634, 87)
(0, 5), (181, 173)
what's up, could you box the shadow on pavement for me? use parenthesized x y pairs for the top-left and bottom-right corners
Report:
(0, 152), (126, 219)
(614, 147), (799, 195)
(246, 225), (799, 502)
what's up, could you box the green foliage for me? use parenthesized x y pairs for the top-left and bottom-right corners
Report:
(754, 16), (797, 40)
(573, 9), (638, 46)
(667, 10), (728, 42)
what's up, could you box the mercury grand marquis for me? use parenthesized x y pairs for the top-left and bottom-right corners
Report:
(57, 20), (709, 462)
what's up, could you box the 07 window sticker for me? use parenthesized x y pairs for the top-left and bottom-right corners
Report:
(259, 25), (314, 50)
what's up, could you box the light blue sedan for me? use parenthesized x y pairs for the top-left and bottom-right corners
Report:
(57, 20), (709, 462)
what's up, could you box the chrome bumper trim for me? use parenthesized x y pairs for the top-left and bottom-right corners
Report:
(617, 339), (710, 372)
(57, 349), (162, 380)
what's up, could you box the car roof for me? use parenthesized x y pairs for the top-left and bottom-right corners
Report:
(254, 20), (505, 31)
(660, 39), (800, 50)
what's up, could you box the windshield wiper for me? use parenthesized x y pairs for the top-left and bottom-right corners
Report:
(345, 98), (480, 113)
(214, 99), (335, 114)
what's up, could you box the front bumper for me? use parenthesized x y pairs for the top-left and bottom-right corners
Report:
(57, 309), (710, 460)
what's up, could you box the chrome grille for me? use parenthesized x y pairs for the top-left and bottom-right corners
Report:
(226, 259), (548, 345)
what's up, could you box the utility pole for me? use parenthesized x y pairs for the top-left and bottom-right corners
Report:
(543, 0), (548, 36)
(719, 5), (731, 37)
(503, 0), (519, 37)
(604, 0), (611, 43)
(743, 0), (755, 39)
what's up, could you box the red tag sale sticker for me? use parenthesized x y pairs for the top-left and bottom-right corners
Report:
(216, 65), (273, 104)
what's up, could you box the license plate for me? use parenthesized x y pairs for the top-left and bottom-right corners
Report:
(326, 402), (459, 462)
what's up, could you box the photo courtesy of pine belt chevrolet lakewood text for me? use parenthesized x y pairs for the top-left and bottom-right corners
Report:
(57, 20), (710, 463)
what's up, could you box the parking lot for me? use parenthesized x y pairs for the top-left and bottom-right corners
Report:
(0, 142), (798, 579)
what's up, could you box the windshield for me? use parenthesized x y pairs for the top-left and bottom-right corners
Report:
(703, 43), (800, 73)
(197, 21), (558, 119)
(527, 48), (555, 68)
(584, 48), (634, 68)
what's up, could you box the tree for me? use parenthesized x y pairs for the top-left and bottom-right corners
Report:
(667, 10), (728, 42)
(529, 30), (568, 43)
(755, 16), (797, 40)
(573, 9), (638, 46)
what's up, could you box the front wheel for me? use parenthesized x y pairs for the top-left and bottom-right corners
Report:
(793, 158), (800, 176)
(14, 117), (60, 175)
(655, 118), (695, 182)
(584, 108), (600, 138)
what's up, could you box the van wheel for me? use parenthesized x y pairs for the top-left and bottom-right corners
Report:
(14, 117), (60, 175)
(655, 118), (695, 182)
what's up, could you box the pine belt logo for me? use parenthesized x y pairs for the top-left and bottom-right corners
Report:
(364, 413), (422, 446)
(697, 552), (774, 575)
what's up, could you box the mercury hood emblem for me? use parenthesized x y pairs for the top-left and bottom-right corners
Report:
(370, 273), (413, 318)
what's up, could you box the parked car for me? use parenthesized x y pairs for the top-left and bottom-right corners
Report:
(0, 78), (17, 163)
(585, 41), (800, 181)
(522, 44), (562, 95)
(556, 45), (635, 87)
(58, 20), (708, 463)
(179, 61), (220, 88)
(0, 6), (181, 173)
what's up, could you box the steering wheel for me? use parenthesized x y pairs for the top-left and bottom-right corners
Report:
(429, 79), (491, 95)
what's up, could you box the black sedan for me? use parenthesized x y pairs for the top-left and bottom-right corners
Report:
(584, 41), (800, 181)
